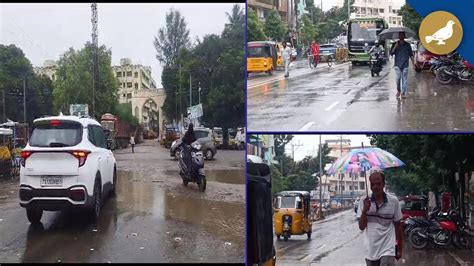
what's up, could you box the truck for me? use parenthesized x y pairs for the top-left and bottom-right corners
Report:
(100, 113), (135, 150)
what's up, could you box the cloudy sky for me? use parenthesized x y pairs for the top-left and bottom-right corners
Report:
(285, 134), (372, 161)
(0, 3), (244, 87)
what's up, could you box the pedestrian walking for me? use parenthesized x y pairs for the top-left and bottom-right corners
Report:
(357, 172), (403, 266)
(130, 134), (135, 153)
(282, 42), (292, 78)
(390, 32), (415, 99)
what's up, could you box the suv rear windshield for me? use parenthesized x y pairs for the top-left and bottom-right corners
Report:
(30, 120), (83, 147)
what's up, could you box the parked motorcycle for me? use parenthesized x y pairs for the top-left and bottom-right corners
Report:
(177, 140), (206, 192)
(435, 52), (473, 85)
(369, 51), (384, 77)
(407, 208), (472, 249)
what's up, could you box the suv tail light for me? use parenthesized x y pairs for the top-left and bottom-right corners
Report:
(70, 150), (91, 167)
(20, 150), (34, 167)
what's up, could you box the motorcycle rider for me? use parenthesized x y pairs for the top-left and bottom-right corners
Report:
(310, 40), (320, 66)
(368, 40), (385, 69)
(180, 123), (197, 173)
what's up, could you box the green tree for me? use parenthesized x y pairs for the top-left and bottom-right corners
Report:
(398, 4), (423, 39)
(223, 4), (245, 43)
(301, 15), (318, 44)
(264, 10), (287, 41)
(153, 9), (190, 67)
(369, 135), (474, 197)
(53, 42), (118, 117)
(247, 8), (266, 41)
(271, 165), (289, 195)
(114, 103), (139, 127)
(0, 44), (53, 124)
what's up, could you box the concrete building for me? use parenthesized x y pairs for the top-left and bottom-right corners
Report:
(112, 58), (166, 133)
(248, 0), (289, 24)
(335, 0), (405, 27)
(33, 60), (58, 82)
(247, 134), (278, 165)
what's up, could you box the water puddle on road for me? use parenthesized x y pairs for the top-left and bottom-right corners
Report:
(116, 171), (244, 246)
(162, 169), (245, 184)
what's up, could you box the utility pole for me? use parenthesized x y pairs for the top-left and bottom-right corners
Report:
(348, 0), (351, 20)
(2, 90), (5, 123)
(23, 77), (26, 125)
(91, 3), (98, 117)
(189, 74), (192, 108)
(198, 82), (201, 105)
(290, 140), (303, 162)
(319, 134), (323, 219)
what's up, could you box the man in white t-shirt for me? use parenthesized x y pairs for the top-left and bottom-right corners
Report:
(282, 42), (292, 78)
(357, 172), (403, 266)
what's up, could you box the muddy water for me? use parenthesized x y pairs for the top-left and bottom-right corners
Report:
(0, 171), (244, 263)
(163, 169), (245, 184)
(117, 171), (244, 247)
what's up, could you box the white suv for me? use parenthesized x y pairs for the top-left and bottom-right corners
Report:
(19, 115), (117, 224)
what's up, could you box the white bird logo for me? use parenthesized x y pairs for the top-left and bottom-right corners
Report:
(425, 20), (455, 45)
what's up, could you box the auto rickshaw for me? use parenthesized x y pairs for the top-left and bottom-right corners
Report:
(247, 156), (276, 266)
(247, 41), (279, 76)
(0, 128), (13, 178)
(274, 191), (312, 241)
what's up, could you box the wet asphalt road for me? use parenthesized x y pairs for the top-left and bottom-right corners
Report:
(247, 59), (474, 131)
(0, 140), (244, 263)
(274, 209), (467, 266)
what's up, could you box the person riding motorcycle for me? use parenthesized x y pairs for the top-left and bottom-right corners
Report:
(368, 40), (385, 69)
(180, 123), (197, 172)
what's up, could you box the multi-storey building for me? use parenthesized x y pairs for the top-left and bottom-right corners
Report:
(112, 58), (165, 132)
(335, 0), (405, 27)
(33, 60), (58, 82)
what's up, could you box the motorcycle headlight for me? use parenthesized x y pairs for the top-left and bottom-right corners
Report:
(192, 143), (201, 150)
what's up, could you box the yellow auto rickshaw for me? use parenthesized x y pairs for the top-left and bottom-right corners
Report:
(247, 41), (279, 76)
(0, 128), (13, 178)
(247, 156), (276, 266)
(274, 191), (312, 241)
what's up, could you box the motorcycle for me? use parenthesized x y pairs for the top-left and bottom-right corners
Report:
(408, 208), (472, 249)
(436, 52), (473, 85)
(177, 140), (206, 192)
(369, 51), (384, 77)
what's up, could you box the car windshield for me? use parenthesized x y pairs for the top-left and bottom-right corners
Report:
(30, 121), (82, 147)
(195, 130), (209, 139)
(248, 45), (271, 58)
(320, 45), (335, 49)
(278, 196), (297, 208)
(100, 121), (114, 131)
(400, 200), (425, 211)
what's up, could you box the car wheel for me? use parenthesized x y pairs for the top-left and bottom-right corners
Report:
(111, 167), (117, 197)
(205, 149), (214, 160)
(89, 178), (102, 222)
(277, 235), (281, 240)
(307, 232), (312, 240)
(182, 178), (188, 187)
(26, 208), (43, 224)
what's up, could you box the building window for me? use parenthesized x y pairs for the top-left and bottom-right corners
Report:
(127, 93), (132, 99)
(135, 83), (139, 89)
(127, 71), (132, 77)
(379, 8), (384, 13)
(359, 182), (365, 190)
(117, 72), (122, 77)
(127, 82), (132, 88)
(135, 106), (139, 117)
(134, 72), (138, 78)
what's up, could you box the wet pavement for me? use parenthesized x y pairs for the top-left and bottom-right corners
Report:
(0, 140), (244, 263)
(274, 209), (472, 266)
(247, 59), (474, 131)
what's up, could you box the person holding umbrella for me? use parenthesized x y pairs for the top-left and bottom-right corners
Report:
(357, 171), (403, 266)
(390, 32), (416, 99)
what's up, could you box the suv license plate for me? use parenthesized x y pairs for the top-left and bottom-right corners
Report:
(41, 176), (63, 187)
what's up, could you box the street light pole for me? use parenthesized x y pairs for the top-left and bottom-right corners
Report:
(198, 82), (201, 105)
(189, 74), (192, 108)
(2, 89), (5, 123)
(23, 77), (26, 124)
(319, 134), (323, 218)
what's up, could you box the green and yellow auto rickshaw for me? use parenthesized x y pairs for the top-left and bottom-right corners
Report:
(274, 191), (312, 241)
(247, 156), (276, 266)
